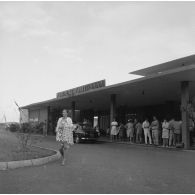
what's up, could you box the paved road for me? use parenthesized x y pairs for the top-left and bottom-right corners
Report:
(1, 137), (195, 193)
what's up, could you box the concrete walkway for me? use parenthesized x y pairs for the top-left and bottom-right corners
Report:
(98, 136), (186, 150)
(1, 136), (195, 193)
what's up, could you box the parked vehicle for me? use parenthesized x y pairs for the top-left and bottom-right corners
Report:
(73, 122), (99, 143)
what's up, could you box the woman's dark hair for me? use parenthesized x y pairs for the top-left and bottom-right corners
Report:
(62, 109), (68, 113)
(62, 109), (70, 117)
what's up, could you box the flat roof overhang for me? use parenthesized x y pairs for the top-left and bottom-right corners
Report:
(130, 54), (195, 76)
(22, 64), (195, 111)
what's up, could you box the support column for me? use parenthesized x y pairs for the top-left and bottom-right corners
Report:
(110, 94), (116, 124)
(71, 101), (76, 123)
(181, 81), (190, 149)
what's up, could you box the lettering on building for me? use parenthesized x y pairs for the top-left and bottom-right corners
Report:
(56, 80), (106, 99)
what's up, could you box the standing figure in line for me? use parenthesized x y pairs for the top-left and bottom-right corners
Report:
(56, 109), (74, 165)
(106, 127), (110, 137)
(169, 117), (175, 147)
(118, 122), (126, 141)
(151, 116), (160, 145)
(133, 119), (138, 143)
(110, 118), (118, 141)
(125, 119), (134, 143)
(142, 118), (152, 144)
(162, 118), (169, 147)
(135, 119), (143, 143)
(173, 120), (182, 145)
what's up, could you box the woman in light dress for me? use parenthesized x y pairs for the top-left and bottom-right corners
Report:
(56, 109), (74, 165)
(110, 118), (118, 141)
(126, 119), (134, 143)
(135, 119), (143, 144)
(162, 118), (169, 147)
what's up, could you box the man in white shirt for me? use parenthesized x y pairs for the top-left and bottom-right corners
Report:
(142, 118), (152, 144)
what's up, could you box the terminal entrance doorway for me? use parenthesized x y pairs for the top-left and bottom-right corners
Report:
(99, 115), (109, 135)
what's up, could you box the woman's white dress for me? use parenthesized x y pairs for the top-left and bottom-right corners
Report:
(162, 121), (169, 139)
(110, 121), (118, 135)
(56, 117), (74, 145)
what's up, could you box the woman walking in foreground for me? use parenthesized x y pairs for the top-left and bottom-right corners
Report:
(55, 109), (74, 165)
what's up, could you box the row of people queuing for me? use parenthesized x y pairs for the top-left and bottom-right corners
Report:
(109, 116), (183, 147)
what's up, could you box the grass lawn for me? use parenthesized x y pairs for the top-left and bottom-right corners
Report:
(0, 127), (55, 162)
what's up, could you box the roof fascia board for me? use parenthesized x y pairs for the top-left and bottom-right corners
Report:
(21, 65), (195, 109)
(130, 54), (195, 76)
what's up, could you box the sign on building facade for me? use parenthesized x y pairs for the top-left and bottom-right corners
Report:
(56, 80), (106, 99)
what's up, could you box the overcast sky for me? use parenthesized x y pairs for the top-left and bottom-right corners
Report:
(1, 1), (195, 122)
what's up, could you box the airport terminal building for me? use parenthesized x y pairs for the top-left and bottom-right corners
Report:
(21, 55), (195, 149)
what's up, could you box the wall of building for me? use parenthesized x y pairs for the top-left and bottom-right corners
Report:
(29, 108), (48, 123)
(20, 109), (29, 123)
(29, 109), (39, 122)
(39, 108), (48, 123)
